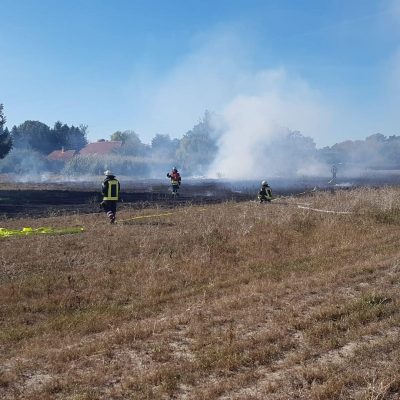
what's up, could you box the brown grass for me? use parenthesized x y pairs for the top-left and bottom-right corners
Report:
(1, 187), (400, 399)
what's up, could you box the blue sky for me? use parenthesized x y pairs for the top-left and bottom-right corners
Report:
(1, 0), (399, 146)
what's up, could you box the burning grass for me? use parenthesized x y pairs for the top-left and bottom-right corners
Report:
(1, 187), (400, 399)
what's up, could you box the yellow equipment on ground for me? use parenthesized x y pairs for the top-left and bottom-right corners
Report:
(0, 227), (84, 238)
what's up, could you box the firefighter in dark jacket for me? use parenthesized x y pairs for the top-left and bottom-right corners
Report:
(167, 167), (181, 196)
(258, 180), (273, 203)
(101, 170), (120, 223)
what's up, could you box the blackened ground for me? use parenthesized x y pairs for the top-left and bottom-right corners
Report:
(0, 180), (253, 218)
(0, 175), (399, 218)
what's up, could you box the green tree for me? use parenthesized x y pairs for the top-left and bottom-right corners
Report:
(53, 121), (87, 151)
(317, 133), (400, 170)
(112, 130), (148, 156)
(176, 111), (218, 174)
(11, 120), (53, 153)
(263, 130), (318, 175)
(151, 134), (179, 160)
(0, 104), (13, 159)
(110, 130), (133, 143)
(11, 120), (87, 154)
(386, 135), (400, 167)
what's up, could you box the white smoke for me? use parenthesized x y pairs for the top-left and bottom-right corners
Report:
(125, 30), (251, 139)
(209, 69), (331, 179)
(127, 30), (332, 179)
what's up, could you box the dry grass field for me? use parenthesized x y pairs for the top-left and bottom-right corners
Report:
(1, 187), (400, 400)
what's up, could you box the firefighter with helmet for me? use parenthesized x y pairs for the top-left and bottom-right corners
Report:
(167, 167), (181, 196)
(258, 180), (273, 203)
(100, 170), (121, 223)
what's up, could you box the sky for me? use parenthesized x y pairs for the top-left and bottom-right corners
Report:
(1, 0), (400, 147)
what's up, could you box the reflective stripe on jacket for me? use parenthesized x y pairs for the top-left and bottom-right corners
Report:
(259, 187), (272, 199)
(103, 179), (120, 200)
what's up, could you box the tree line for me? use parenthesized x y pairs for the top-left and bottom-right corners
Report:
(2, 102), (400, 177)
(0, 105), (218, 176)
(0, 104), (88, 157)
(0, 104), (12, 159)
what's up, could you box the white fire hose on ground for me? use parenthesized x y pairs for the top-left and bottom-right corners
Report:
(270, 187), (354, 215)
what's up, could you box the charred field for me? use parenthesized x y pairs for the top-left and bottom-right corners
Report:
(1, 180), (400, 399)
(1, 173), (400, 218)
(0, 179), (254, 218)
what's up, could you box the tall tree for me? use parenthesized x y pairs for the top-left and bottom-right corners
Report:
(11, 120), (87, 154)
(265, 130), (318, 175)
(110, 130), (133, 143)
(11, 120), (53, 153)
(67, 124), (87, 151)
(53, 121), (87, 151)
(317, 133), (400, 170)
(0, 104), (12, 159)
(151, 134), (179, 160)
(176, 111), (218, 174)
(112, 130), (148, 156)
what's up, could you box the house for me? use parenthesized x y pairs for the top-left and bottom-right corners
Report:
(79, 140), (122, 155)
(47, 148), (76, 162)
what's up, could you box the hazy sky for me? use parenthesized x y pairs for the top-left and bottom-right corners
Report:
(1, 0), (399, 146)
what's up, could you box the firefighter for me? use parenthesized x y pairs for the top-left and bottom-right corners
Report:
(100, 170), (120, 223)
(331, 164), (337, 180)
(258, 180), (273, 203)
(328, 164), (337, 185)
(167, 167), (181, 196)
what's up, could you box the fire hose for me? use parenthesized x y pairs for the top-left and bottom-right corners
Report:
(0, 226), (84, 238)
(271, 187), (353, 214)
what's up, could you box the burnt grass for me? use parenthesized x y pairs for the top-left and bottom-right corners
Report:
(2, 172), (400, 218)
(2, 175), (397, 218)
(0, 181), (253, 218)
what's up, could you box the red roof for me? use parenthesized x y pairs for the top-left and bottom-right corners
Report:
(79, 141), (122, 155)
(47, 149), (76, 161)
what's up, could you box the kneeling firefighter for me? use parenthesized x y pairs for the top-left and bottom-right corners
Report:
(258, 180), (273, 203)
(100, 170), (121, 223)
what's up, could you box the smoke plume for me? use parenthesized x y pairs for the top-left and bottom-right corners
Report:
(208, 69), (330, 179)
(128, 30), (332, 179)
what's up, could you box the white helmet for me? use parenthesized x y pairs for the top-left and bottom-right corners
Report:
(104, 170), (114, 176)
(262, 180), (268, 186)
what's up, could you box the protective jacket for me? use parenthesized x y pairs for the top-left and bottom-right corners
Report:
(102, 176), (120, 201)
(167, 171), (181, 186)
(258, 185), (272, 201)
